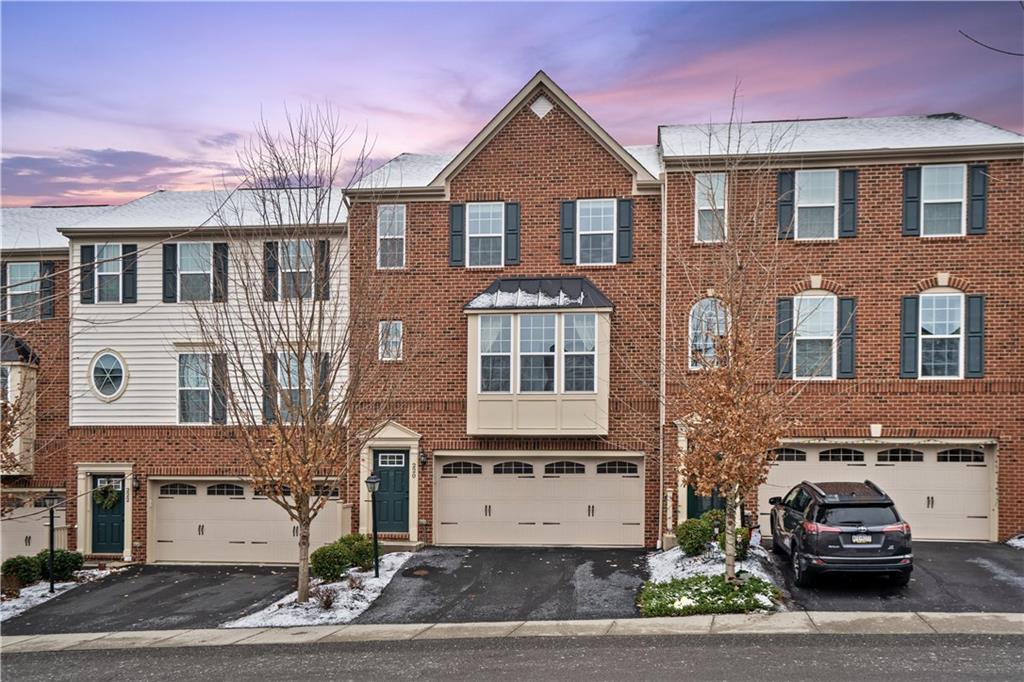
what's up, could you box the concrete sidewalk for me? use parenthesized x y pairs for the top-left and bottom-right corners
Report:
(2, 611), (1021, 653)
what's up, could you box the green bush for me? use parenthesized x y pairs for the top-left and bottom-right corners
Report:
(700, 509), (727, 533)
(310, 543), (351, 582)
(1, 555), (41, 586)
(718, 527), (751, 561)
(36, 550), (84, 582)
(638, 574), (777, 617)
(337, 534), (374, 572)
(675, 518), (713, 557)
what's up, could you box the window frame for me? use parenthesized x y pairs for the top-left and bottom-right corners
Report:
(918, 291), (964, 380)
(206, 483), (245, 497)
(376, 204), (407, 270)
(518, 313), (557, 393)
(575, 198), (617, 266)
(688, 297), (729, 370)
(94, 243), (123, 304)
(818, 448), (864, 463)
(177, 352), (212, 425)
(794, 169), (839, 241)
(5, 262), (42, 321)
(441, 461), (482, 475)
(792, 293), (837, 381)
(562, 313), (597, 393)
(494, 461), (534, 475)
(277, 351), (314, 423)
(378, 320), (403, 362)
(278, 239), (315, 299)
(159, 483), (197, 496)
(177, 241), (214, 303)
(478, 314), (513, 394)
(596, 460), (638, 475)
(465, 201), (505, 269)
(694, 172), (728, 243)
(90, 349), (127, 401)
(920, 164), (967, 238)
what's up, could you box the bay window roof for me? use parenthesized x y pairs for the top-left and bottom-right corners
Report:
(465, 277), (613, 311)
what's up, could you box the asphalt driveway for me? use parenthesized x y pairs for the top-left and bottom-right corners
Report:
(357, 547), (647, 623)
(783, 541), (1024, 612)
(2, 565), (296, 635)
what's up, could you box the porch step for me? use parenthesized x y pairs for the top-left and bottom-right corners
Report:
(380, 540), (424, 553)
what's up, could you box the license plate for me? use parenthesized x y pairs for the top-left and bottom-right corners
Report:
(851, 533), (872, 544)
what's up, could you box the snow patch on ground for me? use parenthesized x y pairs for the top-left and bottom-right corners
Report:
(222, 552), (412, 628)
(647, 544), (779, 587)
(1006, 536), (1024, 550)
(0, 568), (125, 622)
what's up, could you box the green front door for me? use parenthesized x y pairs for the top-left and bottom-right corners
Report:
(686, 485), (725, 520)
(92, 475), (125, 554)
(373, 451), (409, 533)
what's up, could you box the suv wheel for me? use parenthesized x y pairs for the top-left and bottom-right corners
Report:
(892, 572), (911, 587)
(792, 554), (814, 588)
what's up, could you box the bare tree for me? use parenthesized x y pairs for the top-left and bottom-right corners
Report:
(189, 104), (398, 602)
(959, 2), (1024, 57)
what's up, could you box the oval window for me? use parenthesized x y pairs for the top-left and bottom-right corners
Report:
(92, 352), (125, 399)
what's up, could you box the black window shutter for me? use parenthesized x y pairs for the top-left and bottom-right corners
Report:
(775, 297), (794, 378)
(122, 244), (138, 303)
(80, 245), (95, 304)
(263, 242), (279, 302)
(449, 204), (466, 267)
(839, 170), (858, 238)
(837, 297), (856, 378)
(211, 353), (228, 424)
(777, 171), (795, 240)
(902, 168), (921, 236)
(212, 243), (228, 302)
(900, 296), (919, 378)
(162, 243), (178, 303)
(967, 165), (988, 235)
(965, 294), (985, 378)
(504, 203), (520, 266)
(617, 198), (634, 263)
(0, 262), (7, 320)
(315, 240), (330, 300)
(315, 352), (330, 418)
(560, 201), (576, 264)
(38, 261), (55, 319)
(262, 353), (277, 424)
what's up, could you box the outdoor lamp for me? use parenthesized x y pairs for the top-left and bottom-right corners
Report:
(365, 473), (382, 577)
(365, 473), (381, 493)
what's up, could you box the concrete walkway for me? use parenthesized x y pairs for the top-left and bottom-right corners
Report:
(2, 612), (1021, 653)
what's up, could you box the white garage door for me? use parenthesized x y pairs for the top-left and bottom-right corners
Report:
(151, 480), (343, 564)
(434, 456), (644, 547)
(759, 446), (993, 541)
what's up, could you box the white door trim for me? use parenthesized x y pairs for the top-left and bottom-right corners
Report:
(76, 462), (133, 561)
(359, 421), (421, 542)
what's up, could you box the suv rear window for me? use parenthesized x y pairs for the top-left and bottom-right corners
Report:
(817, 505), (898, 526)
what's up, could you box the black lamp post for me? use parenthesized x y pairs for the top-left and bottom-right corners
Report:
(365, 473), (381, 578)
(42, 489), (62, 594)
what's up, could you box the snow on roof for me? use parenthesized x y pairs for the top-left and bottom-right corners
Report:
(353, 153), (454, 190)
(624, 145), (663, 177)
(1, 205), (115, 252)
(659, 114), (1024, 158)
(465, 277), (614, 310)
(68, 188), (347, 231)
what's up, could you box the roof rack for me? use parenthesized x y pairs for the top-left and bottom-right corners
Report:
(802, 480), (827, 497)
(864, 480), (889, 498)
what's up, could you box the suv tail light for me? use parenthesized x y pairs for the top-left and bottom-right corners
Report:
(803, 521), (841, 534)
(882, 522), (911, 534)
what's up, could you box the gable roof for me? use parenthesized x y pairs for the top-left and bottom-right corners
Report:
(465, 277), (614, 311)
(1, 205), (115, 253)
(659, 113), (1024, 159)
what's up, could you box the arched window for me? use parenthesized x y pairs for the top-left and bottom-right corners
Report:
(793, 293), (837, 379)
(877, 448), (923, 463)
(159, 483), (196, 496)
(818, 448), (863, 463)
(596, 461), (638, 475)
(494, 461), (533, 475)
(207, 483), (244, 496)
(442, 461), (482, 475)
(544, 461), (585, 475)
(689, 298), (728, 369)
(772, 448), (807, 462)
(937, 448), (984, 463)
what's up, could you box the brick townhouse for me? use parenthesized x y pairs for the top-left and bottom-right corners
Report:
(1, 71), (1021, 563)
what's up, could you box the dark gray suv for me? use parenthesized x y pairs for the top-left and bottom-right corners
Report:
(768, 480), (913, 587)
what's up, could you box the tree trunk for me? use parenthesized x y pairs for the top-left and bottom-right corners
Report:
(724, 495), (738, 582)
(296, 522), (311, 603)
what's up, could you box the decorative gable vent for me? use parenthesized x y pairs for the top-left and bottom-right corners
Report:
(530, 95), (554, 119)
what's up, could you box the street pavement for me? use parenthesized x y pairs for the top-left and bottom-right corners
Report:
(3, 633), (1022, 681)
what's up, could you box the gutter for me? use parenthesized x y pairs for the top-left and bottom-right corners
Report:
(657, 170), (668, 549)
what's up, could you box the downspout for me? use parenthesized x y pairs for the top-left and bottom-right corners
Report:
(657, 169), (668, 549)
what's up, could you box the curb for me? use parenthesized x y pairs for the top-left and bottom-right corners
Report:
(2, 611), (1021, 653)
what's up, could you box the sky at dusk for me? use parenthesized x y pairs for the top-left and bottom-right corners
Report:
(2, 1), (1022, 207)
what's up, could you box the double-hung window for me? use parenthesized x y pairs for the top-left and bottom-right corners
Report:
(278, 352), (313, 422)
(793, 294), (836, 380)
(178, 353), (211, 424)
(795, 170), (838, 240)
(695, 173), (727, 242)
(921, 165), (966, 236)
(95, 244), (122, 303)
(689, 298), (729, 369)
(379, 321), (403, 361)
(519, 314), (556, 392)
(919, 293), (962, 378)
(467, 202), (504, 267)
(577, 199), (616, 265)
(563, 313), (596, 392)
(377, 204), (406, 269)
(179, 243), (213, 302)
(280, 240), (314, 298)
(479, 315), (512, 393)
(6, 262), (41, 320)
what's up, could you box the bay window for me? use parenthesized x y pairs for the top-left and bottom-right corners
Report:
(563, 313), (596, 392)
(519, 314), (556, 392)
(479, 315), (512, 393)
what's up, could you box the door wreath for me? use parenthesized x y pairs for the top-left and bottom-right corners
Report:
(92, 485), (121, 510)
